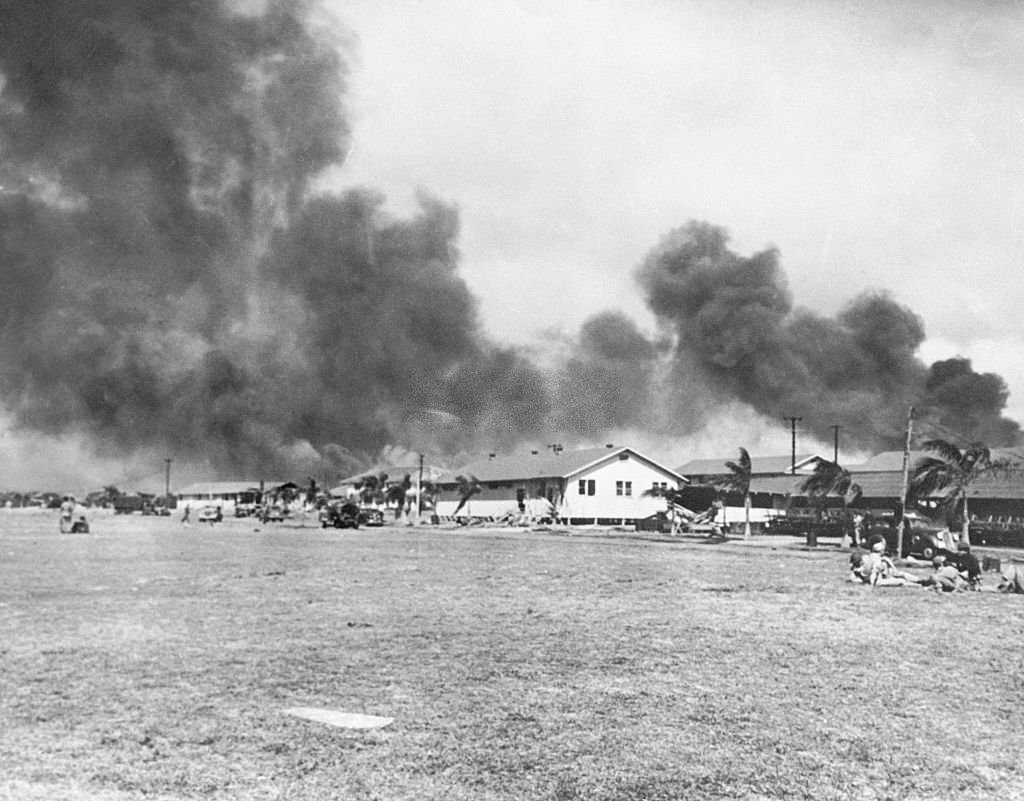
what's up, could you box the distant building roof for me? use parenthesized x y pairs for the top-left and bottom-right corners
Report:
(849, 448), (1024, 474)
(846, 451), (928, 473)
(176, 481), (286, 496)
(438, 446), (685, 485)
(335, 464), (447, 487)
(330, 465), (447, 497)
(676, 454), (823, 477)
(748, 476), (803, 495)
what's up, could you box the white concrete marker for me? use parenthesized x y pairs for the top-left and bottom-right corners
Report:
(284, 707), (394, 729)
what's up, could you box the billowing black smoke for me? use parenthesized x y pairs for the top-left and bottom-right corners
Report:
(553, 312), (658, 436)
(0, 4), (1017, 482)
(633, 221), (1020, 449)
(0, 0), (550, 476)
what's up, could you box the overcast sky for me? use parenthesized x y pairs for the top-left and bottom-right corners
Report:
(326, 0), (1024, 420)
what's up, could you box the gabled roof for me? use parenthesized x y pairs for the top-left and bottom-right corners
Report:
(335, 464), (447, 486)
(176, 481), (281, 496)
(846, 451), (928, 473)
(676, 454), (822, 477)
(438, 446), (685, 485)
(748, 476), (803, 495)
(849, 448), (1024, 474)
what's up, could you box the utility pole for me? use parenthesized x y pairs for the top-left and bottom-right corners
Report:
(896, 406), (915, 560)
(831, 425), (840, 464)
(164, 458), (172, 501)
(784, 417), (802, 474)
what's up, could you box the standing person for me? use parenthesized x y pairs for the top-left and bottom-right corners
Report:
(59, 496), (74, 533)
(180, 503), (191, 526)
(852, 512), (866, 549)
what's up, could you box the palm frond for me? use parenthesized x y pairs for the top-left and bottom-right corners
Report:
(800, 460), (844, 497)
(910, 456), (961, 501)
(921, 439), (966, 466)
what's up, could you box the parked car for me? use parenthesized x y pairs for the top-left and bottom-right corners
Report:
(359, 507), (385, 527)
(234, 502), (258, 518)
(321, 501), (360, 529)
(258, 504), (287, 523)
(197, 506), (223, 524)
(869, 512), (951, 559)
(142, 501), (171, 516)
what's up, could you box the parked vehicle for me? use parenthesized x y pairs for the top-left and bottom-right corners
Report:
(258, 504), (287, 523)
(197, 506), (223, 524)
(113, 495), (149, 515)
(868, 512), (951, 559)
(358, 507), (385, 527)
(763, 509), (847, 539)
(142, 500), (171, 516)
(321, 501), (360, 529)
(234, 502), (258, 518)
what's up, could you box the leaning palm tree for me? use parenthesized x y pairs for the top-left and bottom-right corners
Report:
(718, 448), (753, 538)
(642, 484), (688, 534)
(386, 474), (413, 521)
(452, 474), (481, 518)
(910, 439), (1014, 547)
(800, 460), (863, 544)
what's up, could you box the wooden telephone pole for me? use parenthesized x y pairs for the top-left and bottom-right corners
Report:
(784, 417), (802, 473)
(896, 406), (915, 559)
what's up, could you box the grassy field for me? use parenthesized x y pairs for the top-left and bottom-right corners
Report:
(1, 511), (1023, 801)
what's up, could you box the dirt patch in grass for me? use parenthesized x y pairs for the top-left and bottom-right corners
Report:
(2, 512), (1023, 799)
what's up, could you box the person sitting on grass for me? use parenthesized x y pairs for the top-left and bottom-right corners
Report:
(919, 554), (965, 592)
(69, 515), (89, 534)
(997, 563), (1024, 594)
(954, 541), (982, 590)
(849, 541), (922, 586)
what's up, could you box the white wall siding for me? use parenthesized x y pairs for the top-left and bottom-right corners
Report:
(562, 455), (675, 521)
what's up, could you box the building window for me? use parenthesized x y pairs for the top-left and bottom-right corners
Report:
(578, 479), (586, 495)
(616, 481), (623, 496)
(625, 481), (632, 497)
(587, 479), (596, 496)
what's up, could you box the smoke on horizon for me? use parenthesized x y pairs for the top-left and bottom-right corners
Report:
(0, 2), (1017, 489)
(632, 221), (1020, 452)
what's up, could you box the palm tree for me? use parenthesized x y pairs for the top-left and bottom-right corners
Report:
(718, 448), (752, 538)
(386, 474), (413, 521)
(452, 474), (481, 518)
(910, 439), (1014, 547)
(642, 484), (688, 534)
(800, 460), (863, 544)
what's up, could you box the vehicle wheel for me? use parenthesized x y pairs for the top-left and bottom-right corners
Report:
(921, 545), (935, 560)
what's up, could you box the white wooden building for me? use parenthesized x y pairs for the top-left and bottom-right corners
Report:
(175, 481), (286, 514)
(435, 446), (686, 525)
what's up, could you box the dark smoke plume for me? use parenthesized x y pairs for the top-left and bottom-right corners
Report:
(553, 311), (658, 436)
(0, 0), (550, 478)
(635, 221), (1020, 450)
(921, 357), (1020, 445)
(0, 3), (1017, 483)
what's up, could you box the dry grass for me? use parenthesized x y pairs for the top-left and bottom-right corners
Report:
(1, 511), (1023, 800)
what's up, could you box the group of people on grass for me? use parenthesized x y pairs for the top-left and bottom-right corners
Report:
(58, 496), (89, 534)
(847, 537), (1023, 593)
